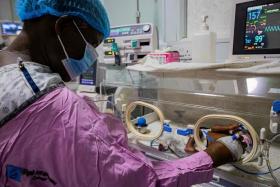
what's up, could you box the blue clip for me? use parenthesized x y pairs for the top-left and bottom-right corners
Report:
(177, 129), (193, 136)
(273, 100), (280, 113)
(232, 133), (240, 141)
(206, 134), (215, 143)
(163, 123), (172, 133)
(237, 125), (248, 133)
(136, 117), (147, 127)
(200, 130), (215, 143)
(238, 124), (245, 129)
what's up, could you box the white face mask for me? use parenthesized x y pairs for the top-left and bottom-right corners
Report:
(56, 20), (98, 80)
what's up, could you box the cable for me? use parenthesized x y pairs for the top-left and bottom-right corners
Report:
(266, 156), (280, 186)
(232, 134), (280, 186)
(150, 139), (182, 158)
(232, 164), (280, 176)
(265, 134), (280, 186)
(268, 133), (280, 143)
(136, 0), (141, 23)
(150, 139), (159, 147)
(90, 98), (116, 114)
(167, 146), (181, 158)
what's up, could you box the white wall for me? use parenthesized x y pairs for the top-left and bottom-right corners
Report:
(103, 0), (161, 27)
(103, 0), (234, 42)
(0, 0), (13, 20)
(103, 0), (165, 42)
(0, 0), (235, 42)
(0, 0), (17, 21)
(103, 0), (187, 44)
(187, 0), (234, 40)
(0, 0), (236, 40)
(163, 0), (187, 42)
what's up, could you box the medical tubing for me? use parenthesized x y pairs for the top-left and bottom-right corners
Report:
(266, 134), (280, 186)
(234, 134), (280, 185)
(92, 100), (116, 114)
(266, 154), (280, 186)
(232, 164), (280, 176)
(193, 114), (259, 164)
(125, 101), (165, 140)
(268, 133), (280, 143)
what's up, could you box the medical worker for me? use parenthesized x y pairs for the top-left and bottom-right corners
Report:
(0, 0), (244, 186)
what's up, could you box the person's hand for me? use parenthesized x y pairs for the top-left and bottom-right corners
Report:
(205, 141), (235, 167)
(185, 124), (246, 167)
(185, 139), (235, 167)
(206, 124), (246, 167)
(207, 124), (240, 143)
(185, 124), (240, 153)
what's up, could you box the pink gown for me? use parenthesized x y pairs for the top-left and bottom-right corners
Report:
(0, 87), (214, 187)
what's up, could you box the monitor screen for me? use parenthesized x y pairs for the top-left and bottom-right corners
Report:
(79, 63), (97, 86)
(244, 3), (280, 50)
(1, 22), (22, 35)
(233, 0), (280, 55)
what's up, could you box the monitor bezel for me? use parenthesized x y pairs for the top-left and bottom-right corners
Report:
(0, 22), (22, 36)
(230, 0), (280, 58)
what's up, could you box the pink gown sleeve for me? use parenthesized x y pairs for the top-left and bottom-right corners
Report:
(82, 93), (214, 187)
(152, 151), (214, 187)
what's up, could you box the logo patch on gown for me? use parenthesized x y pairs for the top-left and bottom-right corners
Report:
(6, 165), (56, 185)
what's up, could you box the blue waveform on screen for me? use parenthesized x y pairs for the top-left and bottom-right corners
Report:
(265, 25), (280, 32)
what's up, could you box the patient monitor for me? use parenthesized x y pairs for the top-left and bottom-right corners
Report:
(0, 21), (23, 46)
(230, 0), (280, 61)
(102, 23), (158, 65)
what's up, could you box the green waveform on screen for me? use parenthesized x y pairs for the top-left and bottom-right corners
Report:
(265, 25), (280, 32)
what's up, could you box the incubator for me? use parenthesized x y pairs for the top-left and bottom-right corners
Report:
(104, 69), (280, 187)
(96, 1), (280, 186)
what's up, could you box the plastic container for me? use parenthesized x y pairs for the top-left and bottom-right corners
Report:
(192, 15), (217, 63)
(148, 51), (180, 64)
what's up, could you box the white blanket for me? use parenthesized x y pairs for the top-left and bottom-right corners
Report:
(127, 58), (269, 73)
(126, 50), (280, 75)
(218, 60), (280, 75)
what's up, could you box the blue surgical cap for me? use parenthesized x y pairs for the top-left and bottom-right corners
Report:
(16, 0), (110, 39)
